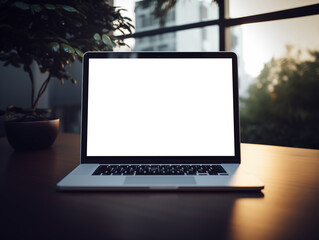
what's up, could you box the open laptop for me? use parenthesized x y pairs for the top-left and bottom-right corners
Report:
(57, 51), (264, 191)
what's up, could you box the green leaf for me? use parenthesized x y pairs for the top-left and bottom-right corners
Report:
(93, 33), (101, 41)
(44, 4), (56, 10)
(74, 48), (83, 57)
(49, 42), (60, 52)
(102, 34), (112, 46)
(61, 43), (75, 54)
(60, 5), (77, 12)
(11, 1), (29, 10)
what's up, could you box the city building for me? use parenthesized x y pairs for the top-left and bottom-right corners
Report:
(134, 0), (218, 52)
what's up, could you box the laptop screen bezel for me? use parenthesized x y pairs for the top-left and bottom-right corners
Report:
(81, 51), (241, 164)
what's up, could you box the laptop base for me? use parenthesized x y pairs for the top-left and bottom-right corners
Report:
(57, 164), (264, 191)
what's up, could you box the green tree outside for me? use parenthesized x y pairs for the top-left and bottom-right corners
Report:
(240, 47), (319, 149)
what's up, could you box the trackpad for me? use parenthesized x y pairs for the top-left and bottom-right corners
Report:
(124, 176), (196, 185)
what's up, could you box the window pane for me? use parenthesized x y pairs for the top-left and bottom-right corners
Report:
(133, 26), (218, 51)
(231, 15), (319, 148)
(114, 0), (218, 33)
(229, 0), (319, 18)
(135, 0), (218, 31)
(113, 0), (219, 51)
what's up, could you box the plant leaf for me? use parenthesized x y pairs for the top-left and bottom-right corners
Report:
(74, 48), (83, 57)
(60, 5), (77, 12)
(93, 33), (101, 41)
(102, 34), (112, 46)
(44, 4), (56, 10)
(61, 43), (75, 54)
(124, 16), (132, 21)
(49, 42), (60, 52)
(11, 1), (29, 10)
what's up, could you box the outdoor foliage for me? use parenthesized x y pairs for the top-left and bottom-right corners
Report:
(240, 48), (319, 149)
(0, 0), (133, 116)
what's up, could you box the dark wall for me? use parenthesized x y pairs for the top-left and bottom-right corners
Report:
(0, 60), (82, 135)
(0, 64), (31, 109)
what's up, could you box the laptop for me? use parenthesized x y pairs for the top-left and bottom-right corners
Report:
(57, 51), (264, 191)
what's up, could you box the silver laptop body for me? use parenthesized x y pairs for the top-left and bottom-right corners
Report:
(57, 51), (264, 191)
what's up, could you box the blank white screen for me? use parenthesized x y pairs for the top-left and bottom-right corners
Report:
(87, 58), (234, 156)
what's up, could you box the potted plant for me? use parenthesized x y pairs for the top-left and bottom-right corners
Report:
(0, 0), (133, 151)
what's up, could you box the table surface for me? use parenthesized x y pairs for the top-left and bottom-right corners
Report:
(1, 133), (319, 240)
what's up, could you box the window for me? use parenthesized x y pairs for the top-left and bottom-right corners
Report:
(114, 0), (319, 149)
(141, 47), (154, 51)
(229, 0), (319, 18)
(157, 44), (169, 51)
(139, 15), (146, 28)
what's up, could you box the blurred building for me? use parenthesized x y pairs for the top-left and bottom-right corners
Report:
(134, 1), (218, 51)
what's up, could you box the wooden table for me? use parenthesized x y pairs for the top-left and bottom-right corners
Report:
(1, 133), (319, 240)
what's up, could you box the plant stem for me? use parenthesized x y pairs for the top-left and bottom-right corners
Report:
(32, 72), (52, 109)
(26, 66), (35, 108)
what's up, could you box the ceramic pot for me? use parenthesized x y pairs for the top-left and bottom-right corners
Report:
(5, 118), (60, 151)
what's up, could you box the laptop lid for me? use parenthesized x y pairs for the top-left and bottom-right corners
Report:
(81, 52), (240, 164)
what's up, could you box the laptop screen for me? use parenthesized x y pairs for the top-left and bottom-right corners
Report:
(82, 52), (240, 163)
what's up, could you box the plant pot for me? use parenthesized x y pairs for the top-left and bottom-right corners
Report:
(5, 118), (60, 151)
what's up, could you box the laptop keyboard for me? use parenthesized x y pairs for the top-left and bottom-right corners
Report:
(92, 165), (228, 176)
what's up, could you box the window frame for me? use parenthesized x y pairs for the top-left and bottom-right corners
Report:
(118, 1), (319, 51)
